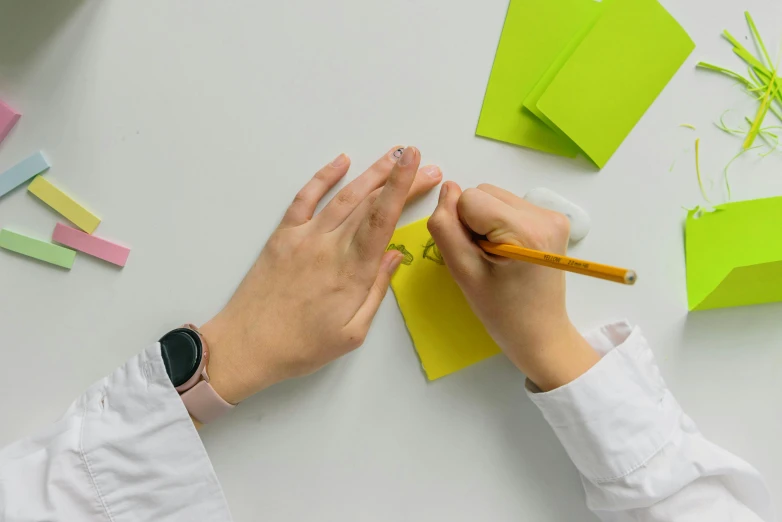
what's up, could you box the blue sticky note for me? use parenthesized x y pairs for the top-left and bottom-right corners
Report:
(0, 152), (50, 199)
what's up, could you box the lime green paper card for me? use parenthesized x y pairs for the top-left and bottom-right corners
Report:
(523, 1), (608, 126)
(685, 197), (782, 311)
(534, 0), (695, 168)
(475, 0), (602, 157)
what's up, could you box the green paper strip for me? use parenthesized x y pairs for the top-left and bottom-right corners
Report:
(0, 228), (76, 269)
(745, 12), (773, 68)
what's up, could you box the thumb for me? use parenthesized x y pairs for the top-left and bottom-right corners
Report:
(427, 182), (484, 275)
(347, 250), (404, 333)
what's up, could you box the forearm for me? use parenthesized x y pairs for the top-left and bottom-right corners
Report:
(0, 344), (233, 521)
(526, 322), (774, 522)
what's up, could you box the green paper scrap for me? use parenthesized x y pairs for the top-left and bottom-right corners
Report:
(475, 0), (602, 157)
(532, 0), (695, 168)
(685, 197), (782, 311)
(0, 228), (76, 269)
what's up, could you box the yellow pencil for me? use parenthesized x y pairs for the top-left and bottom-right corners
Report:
(478, 240), (637, 286)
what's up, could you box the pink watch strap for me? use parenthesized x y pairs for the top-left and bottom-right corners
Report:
(181, 375), (234, 424)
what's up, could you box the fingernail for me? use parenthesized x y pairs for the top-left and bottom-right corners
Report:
(398, 147), (416, 167)
(421, 165), (441, 178)
(387, 252), (404, 273)
(330, 153), (348, 168)
(439, 183), (448, 202)
(391, 147), (405, 162)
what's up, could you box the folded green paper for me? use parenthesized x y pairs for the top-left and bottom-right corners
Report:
(530, 0), (695, 168)
(686, 197), (782, 311)
(478, 0), (694, 168)
(475, 0), (602, 157)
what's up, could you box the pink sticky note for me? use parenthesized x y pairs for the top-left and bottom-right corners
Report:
(52, 223), (131, 267)
(0, 100), (21, 145)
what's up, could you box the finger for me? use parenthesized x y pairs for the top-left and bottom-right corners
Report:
(346, 250), (403, 332)
(280, 154), (351, 228)
(313, 145), (404, 231)
(458, 188), (552, 248)
(427, 181), (484, 275)
(350, 146), (421, 263)
(338, 164), (442, 234)
(407, 165), (442, 202)
(476, 183), (532, 211)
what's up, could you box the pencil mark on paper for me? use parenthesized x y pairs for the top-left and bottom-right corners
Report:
(422, 237), (444, 265)
(387, 244), (414, 265)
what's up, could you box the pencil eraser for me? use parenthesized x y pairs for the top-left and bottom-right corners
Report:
(0, 100), (21, 146)
(0, 152), (50, 199)
(52, 223), (130, 267)
(524, 188), (591, 242)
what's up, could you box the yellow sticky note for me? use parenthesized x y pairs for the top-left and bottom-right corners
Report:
(389, 218), (501, 380)
(686, 197), (782, 311)
(28, 176), (101, 234)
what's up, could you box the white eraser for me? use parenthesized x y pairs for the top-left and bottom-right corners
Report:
(524, 188), (591, 242)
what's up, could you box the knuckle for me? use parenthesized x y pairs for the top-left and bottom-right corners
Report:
(291, 190), (310, 207)
(457, 189), (478, 214)
(314, 251), (329, 268)
(447, 258), (474, 282)
(313, 169), (330, 182)
(367, 208), (387, 230)
(353, 240), (374, 262)
(547, 211), (571, 238)
(337, 268), (357, 282)
(460, 187), (481, 202)
(265, 232), (292, 260)
(266, 231), (285, 252)
(427, 214), (445, 235)
(371, 278), (389, 298)
(336, 189), (359, 207)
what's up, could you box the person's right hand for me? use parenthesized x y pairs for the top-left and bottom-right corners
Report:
(427, 182), (600, 391)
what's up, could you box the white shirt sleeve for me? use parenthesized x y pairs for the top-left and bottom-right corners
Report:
(527, 321), (776, 522)
(0, 343), (233, 522)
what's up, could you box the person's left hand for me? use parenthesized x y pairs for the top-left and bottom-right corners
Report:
(201, 146), (440, 405)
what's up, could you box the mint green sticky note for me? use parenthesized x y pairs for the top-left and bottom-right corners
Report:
(533, 0), (695, 168)
(0, 228), (76, 269)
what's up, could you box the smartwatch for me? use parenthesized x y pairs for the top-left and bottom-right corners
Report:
(159, 324), (235, 424)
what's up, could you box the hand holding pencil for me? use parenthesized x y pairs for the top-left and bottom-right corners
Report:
(428, 182), (610, 392)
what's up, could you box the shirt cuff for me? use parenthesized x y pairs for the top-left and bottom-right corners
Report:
(80, 343), (233, 521)
(526, 321), (682, 483)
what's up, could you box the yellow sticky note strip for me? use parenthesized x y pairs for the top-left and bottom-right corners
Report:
(28, 176), (101, 234)
(685, 197), (782, 311)
(389, 218), (501, 380)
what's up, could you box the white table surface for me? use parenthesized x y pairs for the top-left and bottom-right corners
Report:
(1, 1), (781, 520)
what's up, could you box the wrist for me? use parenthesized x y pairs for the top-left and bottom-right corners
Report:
(199, 319), (255, 405)
(199, 316), (281, 404)
(511, 323), (600, 392)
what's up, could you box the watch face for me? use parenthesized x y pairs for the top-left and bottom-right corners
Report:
(159, 329), (203, 387)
